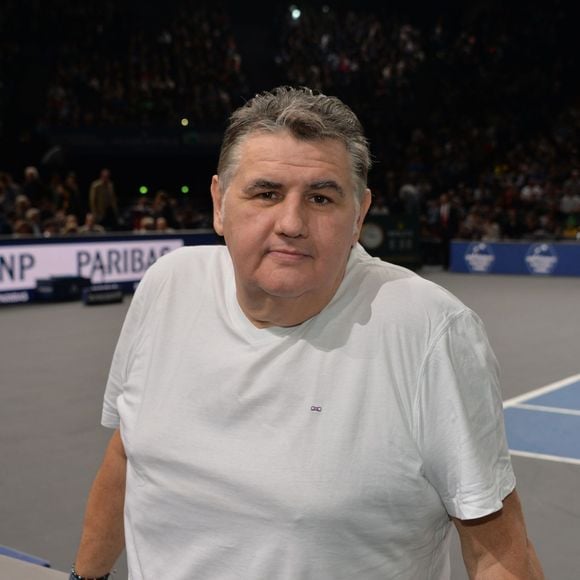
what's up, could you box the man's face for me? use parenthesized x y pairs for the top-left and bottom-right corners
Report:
(211, 131), (371, 314)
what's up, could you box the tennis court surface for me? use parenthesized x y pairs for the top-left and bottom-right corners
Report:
(1, 270), (579, 578)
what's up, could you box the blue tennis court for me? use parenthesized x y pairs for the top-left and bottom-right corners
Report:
(504, 374), (580, 465)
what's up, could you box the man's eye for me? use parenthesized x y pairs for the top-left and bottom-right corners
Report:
(311, 195), (331, 205)
(258, 191), (276, 200)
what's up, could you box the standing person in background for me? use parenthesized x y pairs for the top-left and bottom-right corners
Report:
(89, 168), (118, 230)
(22, 166), (53, 213)
(72, 87), (543, 580)
(0, 172), (20, 213)
(151, 189), (178, 229)
(63, 171), (84, 222)
(437, 191), (460, 269)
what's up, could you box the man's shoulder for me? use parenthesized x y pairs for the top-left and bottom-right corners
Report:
(351, 247), (467, 319)
(152, 244), (227, 272)
(136, 244), (228, 303)
(146, 244), (230, 283)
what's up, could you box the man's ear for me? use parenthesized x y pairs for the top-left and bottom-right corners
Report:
(353, 188), (372, 243)
(210, 175), (224, 236)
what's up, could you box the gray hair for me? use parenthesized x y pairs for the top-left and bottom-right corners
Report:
(217, 86), (371, 203)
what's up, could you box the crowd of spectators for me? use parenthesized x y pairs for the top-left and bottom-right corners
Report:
(41, 1), (248, 129)
(1, 1), (579, 260)
(275, 2), (580, 246)
(0, 166), (212, 238)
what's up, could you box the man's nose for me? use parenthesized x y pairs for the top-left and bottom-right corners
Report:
(275, 197), (308, 238)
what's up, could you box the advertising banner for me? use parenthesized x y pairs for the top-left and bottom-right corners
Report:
(0, 231), (218, 304)
(451, 241), (580, 276)
(0, 239), (182, 292)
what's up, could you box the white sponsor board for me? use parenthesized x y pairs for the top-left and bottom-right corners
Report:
(0, 239), (183, 292)
(525, 243), (558, 275)
(465, 242), (495, 273)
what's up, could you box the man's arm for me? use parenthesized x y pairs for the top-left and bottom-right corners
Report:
(453, 490), (544, 579)
(73, 429), (126, 577)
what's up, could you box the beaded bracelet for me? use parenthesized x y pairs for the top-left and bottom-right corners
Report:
(70, 564), (111, 580)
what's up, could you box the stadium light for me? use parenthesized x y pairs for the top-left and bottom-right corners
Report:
(289, 5), (301, 20)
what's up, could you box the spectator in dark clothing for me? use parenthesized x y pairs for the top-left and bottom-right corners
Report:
(152, 189), (178, 230)
(22, 167), (52, 210)
(437, 193), (461, 269)
(89, 168), (119, 230)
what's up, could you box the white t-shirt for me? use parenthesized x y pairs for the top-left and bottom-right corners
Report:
(102, 244), (515, 580)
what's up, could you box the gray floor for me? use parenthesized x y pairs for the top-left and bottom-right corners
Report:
(423, 272), (580, 580)
(1, 271), (579, 579)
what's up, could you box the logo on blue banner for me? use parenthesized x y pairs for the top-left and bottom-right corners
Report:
(465, 243), (495, 273)
(525, 243), (558, 274)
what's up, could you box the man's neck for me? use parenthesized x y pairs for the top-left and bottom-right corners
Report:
(236, 287), (337, 329)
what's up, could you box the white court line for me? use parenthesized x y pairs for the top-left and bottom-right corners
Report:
(503, 372), (580, 408)
(509, 449), (580, 466)
(509, 403), (580, 417)
(504, 373), (580, 466)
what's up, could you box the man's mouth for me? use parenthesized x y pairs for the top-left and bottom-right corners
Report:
(267, 248), (311, 261)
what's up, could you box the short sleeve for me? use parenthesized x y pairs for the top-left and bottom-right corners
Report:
(101, 275), (148, 429)
(414, 309), (516, 520)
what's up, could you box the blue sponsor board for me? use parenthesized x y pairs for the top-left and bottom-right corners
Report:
(451, 241), (580, 276)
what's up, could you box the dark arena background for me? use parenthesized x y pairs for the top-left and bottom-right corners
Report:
(1, 1), (579, 578)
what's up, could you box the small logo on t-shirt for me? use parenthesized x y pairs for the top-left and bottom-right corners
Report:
(310, 406), (322, 412)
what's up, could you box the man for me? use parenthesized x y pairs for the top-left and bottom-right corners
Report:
(437, 192), (460, 269)
(73, 87), (543, 579)
(88, 168), (118, 230)
(22, 165), (52, 209)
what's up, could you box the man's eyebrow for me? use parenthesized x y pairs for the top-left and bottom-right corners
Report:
(308, 180), (345, 197)
(243, 179), (346, 196)
(243, 179), (283, 192)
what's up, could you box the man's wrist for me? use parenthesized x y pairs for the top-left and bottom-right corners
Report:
(70, 564), (111, 580)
